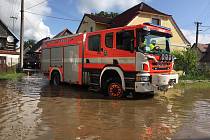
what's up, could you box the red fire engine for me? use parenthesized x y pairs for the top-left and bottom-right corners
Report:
(41, 23), (178, 98)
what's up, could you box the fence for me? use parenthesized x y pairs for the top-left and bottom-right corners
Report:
(0, 56), (17, 72)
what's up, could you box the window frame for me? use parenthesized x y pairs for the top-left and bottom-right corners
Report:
(105, 32), (113, 48)
(116, 30), (134, 51)
(152, 18), (161, 25)
(88, 34), (101, 52)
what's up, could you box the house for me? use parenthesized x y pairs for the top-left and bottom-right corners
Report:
(53, 28), (73, 38)
(191, 43), (208, 61)
(76, 14), (112, 33)
(191, 43), (210, 69)
(195, 44), (210, 67)
(76, 2), (190, 51)
(0, 19), (19, 71)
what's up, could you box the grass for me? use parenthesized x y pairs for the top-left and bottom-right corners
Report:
(175, 81), (210, 90)
(0, 72), (25, 80)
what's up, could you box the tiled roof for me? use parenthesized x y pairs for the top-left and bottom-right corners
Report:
(85, 14), (112, 25)
(53, 28), (73, 38)
(111, 2), (170, 27)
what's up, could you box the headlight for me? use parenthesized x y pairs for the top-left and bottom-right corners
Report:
(136, 76), (150, 82)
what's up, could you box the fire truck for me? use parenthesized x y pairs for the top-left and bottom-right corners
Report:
(41, 23), (178, 98)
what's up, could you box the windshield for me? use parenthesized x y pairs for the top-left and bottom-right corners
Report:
(136, 29), (171, 54)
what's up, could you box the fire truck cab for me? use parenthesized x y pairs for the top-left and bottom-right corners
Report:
(41, 23), (178, 98)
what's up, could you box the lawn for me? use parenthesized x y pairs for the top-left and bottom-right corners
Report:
(0, 72), (25, 80)
(175, 80), (210, 90)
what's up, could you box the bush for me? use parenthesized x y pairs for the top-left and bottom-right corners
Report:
(172, 49), (209, 80)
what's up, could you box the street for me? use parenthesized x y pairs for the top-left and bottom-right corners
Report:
(0, 74), (210, 140)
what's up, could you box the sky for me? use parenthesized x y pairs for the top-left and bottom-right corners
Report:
(1, 0), (210, 44)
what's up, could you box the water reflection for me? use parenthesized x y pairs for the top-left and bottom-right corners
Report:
(0, 74), (210, 140)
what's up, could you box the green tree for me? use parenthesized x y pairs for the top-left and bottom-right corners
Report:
(24, 39), (36, 50)
(172, 49), (202, 79)
(92, 11), (119, 18)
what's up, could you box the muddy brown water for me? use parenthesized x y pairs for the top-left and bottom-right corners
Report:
(0, 74), (210, 140)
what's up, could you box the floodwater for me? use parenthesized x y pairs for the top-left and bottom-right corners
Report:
(0, 74), (210, 140)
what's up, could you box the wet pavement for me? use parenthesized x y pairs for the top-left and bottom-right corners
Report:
(0, 73), (210, 140)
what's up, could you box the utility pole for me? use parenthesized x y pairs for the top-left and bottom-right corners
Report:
(20, 0), (24, 70)
(195, 22), (202, 48)
(10, 16), (17, 32)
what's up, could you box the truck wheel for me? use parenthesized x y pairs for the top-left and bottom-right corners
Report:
(107, 81), (123, 99)
(51, 72), (60, 86)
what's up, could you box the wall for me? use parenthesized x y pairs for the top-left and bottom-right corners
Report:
(77, 16), (96, 33)
(95, 23), (108, 31)
(127, 12), (189, 51)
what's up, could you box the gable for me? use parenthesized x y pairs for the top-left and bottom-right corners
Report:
(54, 29), (73, 38)
(0, 22), (9, 37)
(0, 19), (19, 42)
(77, 16), (96, 33)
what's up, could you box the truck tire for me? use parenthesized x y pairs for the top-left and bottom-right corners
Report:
(107, 80), (124, 99)
(51, 72), (61, 86)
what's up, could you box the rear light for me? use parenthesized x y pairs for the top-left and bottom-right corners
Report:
(143, 64), (149, 71)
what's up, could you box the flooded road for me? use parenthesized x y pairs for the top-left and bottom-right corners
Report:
(0, 74), (210, 140)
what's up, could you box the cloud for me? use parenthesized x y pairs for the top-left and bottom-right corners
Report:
(76, 0), (150, 14)
(0, 0), (52, 41)
(182, 29), (210, 44)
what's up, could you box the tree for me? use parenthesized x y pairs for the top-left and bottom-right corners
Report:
(172, 49), (199, 77)
(24, 39), (36, 50)
(91, 11), (119, 18)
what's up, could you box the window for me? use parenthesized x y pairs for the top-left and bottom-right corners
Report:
(88, 34), (101, 51)
(90, 26), (93, 32)
(116, 30), (134, 51)
(152, 18), (161, 25)
(105, 33), (113, 48)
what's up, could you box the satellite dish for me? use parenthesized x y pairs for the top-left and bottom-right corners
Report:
(7, 36), (14, 43)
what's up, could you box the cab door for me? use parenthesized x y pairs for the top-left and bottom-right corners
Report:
(84, 33), (103, 70)
(114, 30), (136, 71)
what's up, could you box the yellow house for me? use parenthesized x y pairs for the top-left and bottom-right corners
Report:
(76, 2), (190, 51)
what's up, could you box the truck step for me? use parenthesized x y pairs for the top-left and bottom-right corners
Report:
(126, 87), (135, 90)
(90, 74), (100, 77)
(88, 87), (101, 92)
(125, 77), (135, 81)
(89, 83), (100, 86)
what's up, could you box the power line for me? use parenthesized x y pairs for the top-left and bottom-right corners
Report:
(25, 0), (48, 10)
(24, 11), (81, 22)
(25, 17), (44, 38)
(48, 3), (77, 20)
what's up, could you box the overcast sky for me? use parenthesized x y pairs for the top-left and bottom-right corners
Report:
(1, 0), (210, 44)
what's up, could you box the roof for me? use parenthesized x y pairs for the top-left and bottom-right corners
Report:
(192, 43), (209, 53)
(111, 2), (170, 28)
(53, 28), (73, 38)
(76, 2), (190, 45)
(85, 14), (112, 25)
(0, 19), (19, 42)
(76, 14), (112, 33)
(200, 45), (210, 62)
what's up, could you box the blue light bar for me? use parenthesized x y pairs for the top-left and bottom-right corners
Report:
(143, 22), (171, 31)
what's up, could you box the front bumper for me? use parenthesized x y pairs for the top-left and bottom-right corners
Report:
(152, 73), (179, 87)
(134, 73), (179, 93)
(135, 82), (154, 93)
